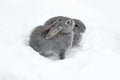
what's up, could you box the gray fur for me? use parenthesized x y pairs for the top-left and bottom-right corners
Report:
(72, 19), (86, 47)
(29, 16), (75, 59)
(44, 17), (86, 47)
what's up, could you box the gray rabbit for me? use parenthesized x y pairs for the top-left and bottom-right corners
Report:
(44, 17), (86, 47)
(29, 16), (75, 59)
(72, 19), (86, 47)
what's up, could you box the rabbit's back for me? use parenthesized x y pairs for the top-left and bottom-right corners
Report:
(29, 26), (74, 54)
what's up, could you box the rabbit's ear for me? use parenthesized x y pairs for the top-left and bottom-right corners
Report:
(40, 25), (53, 32)
(45, 17), (59, 25)
(45, 26), (62, 39)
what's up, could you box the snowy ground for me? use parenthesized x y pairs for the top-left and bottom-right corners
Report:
(0, 0), (120, 80)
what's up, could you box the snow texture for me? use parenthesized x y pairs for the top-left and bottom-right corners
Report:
(0, 0), (120, 80)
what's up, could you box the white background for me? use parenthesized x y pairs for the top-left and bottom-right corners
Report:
(0, 0), (120, 80)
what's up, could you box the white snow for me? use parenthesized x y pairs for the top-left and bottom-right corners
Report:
(0, 0), (120, 80)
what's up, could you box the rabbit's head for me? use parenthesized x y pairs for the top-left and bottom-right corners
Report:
(73, 19), (86, 35)
(46, 16), (75, 39)
(44, 17), (86, 35)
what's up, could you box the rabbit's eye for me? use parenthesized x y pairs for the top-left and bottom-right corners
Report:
(75, 24), (79, 27)
(65, 20), (71, 25)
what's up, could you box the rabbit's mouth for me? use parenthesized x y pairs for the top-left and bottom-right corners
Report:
(61, 30), (71, 34)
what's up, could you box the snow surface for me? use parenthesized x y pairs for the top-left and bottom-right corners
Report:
(0, 0), (120, 80)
